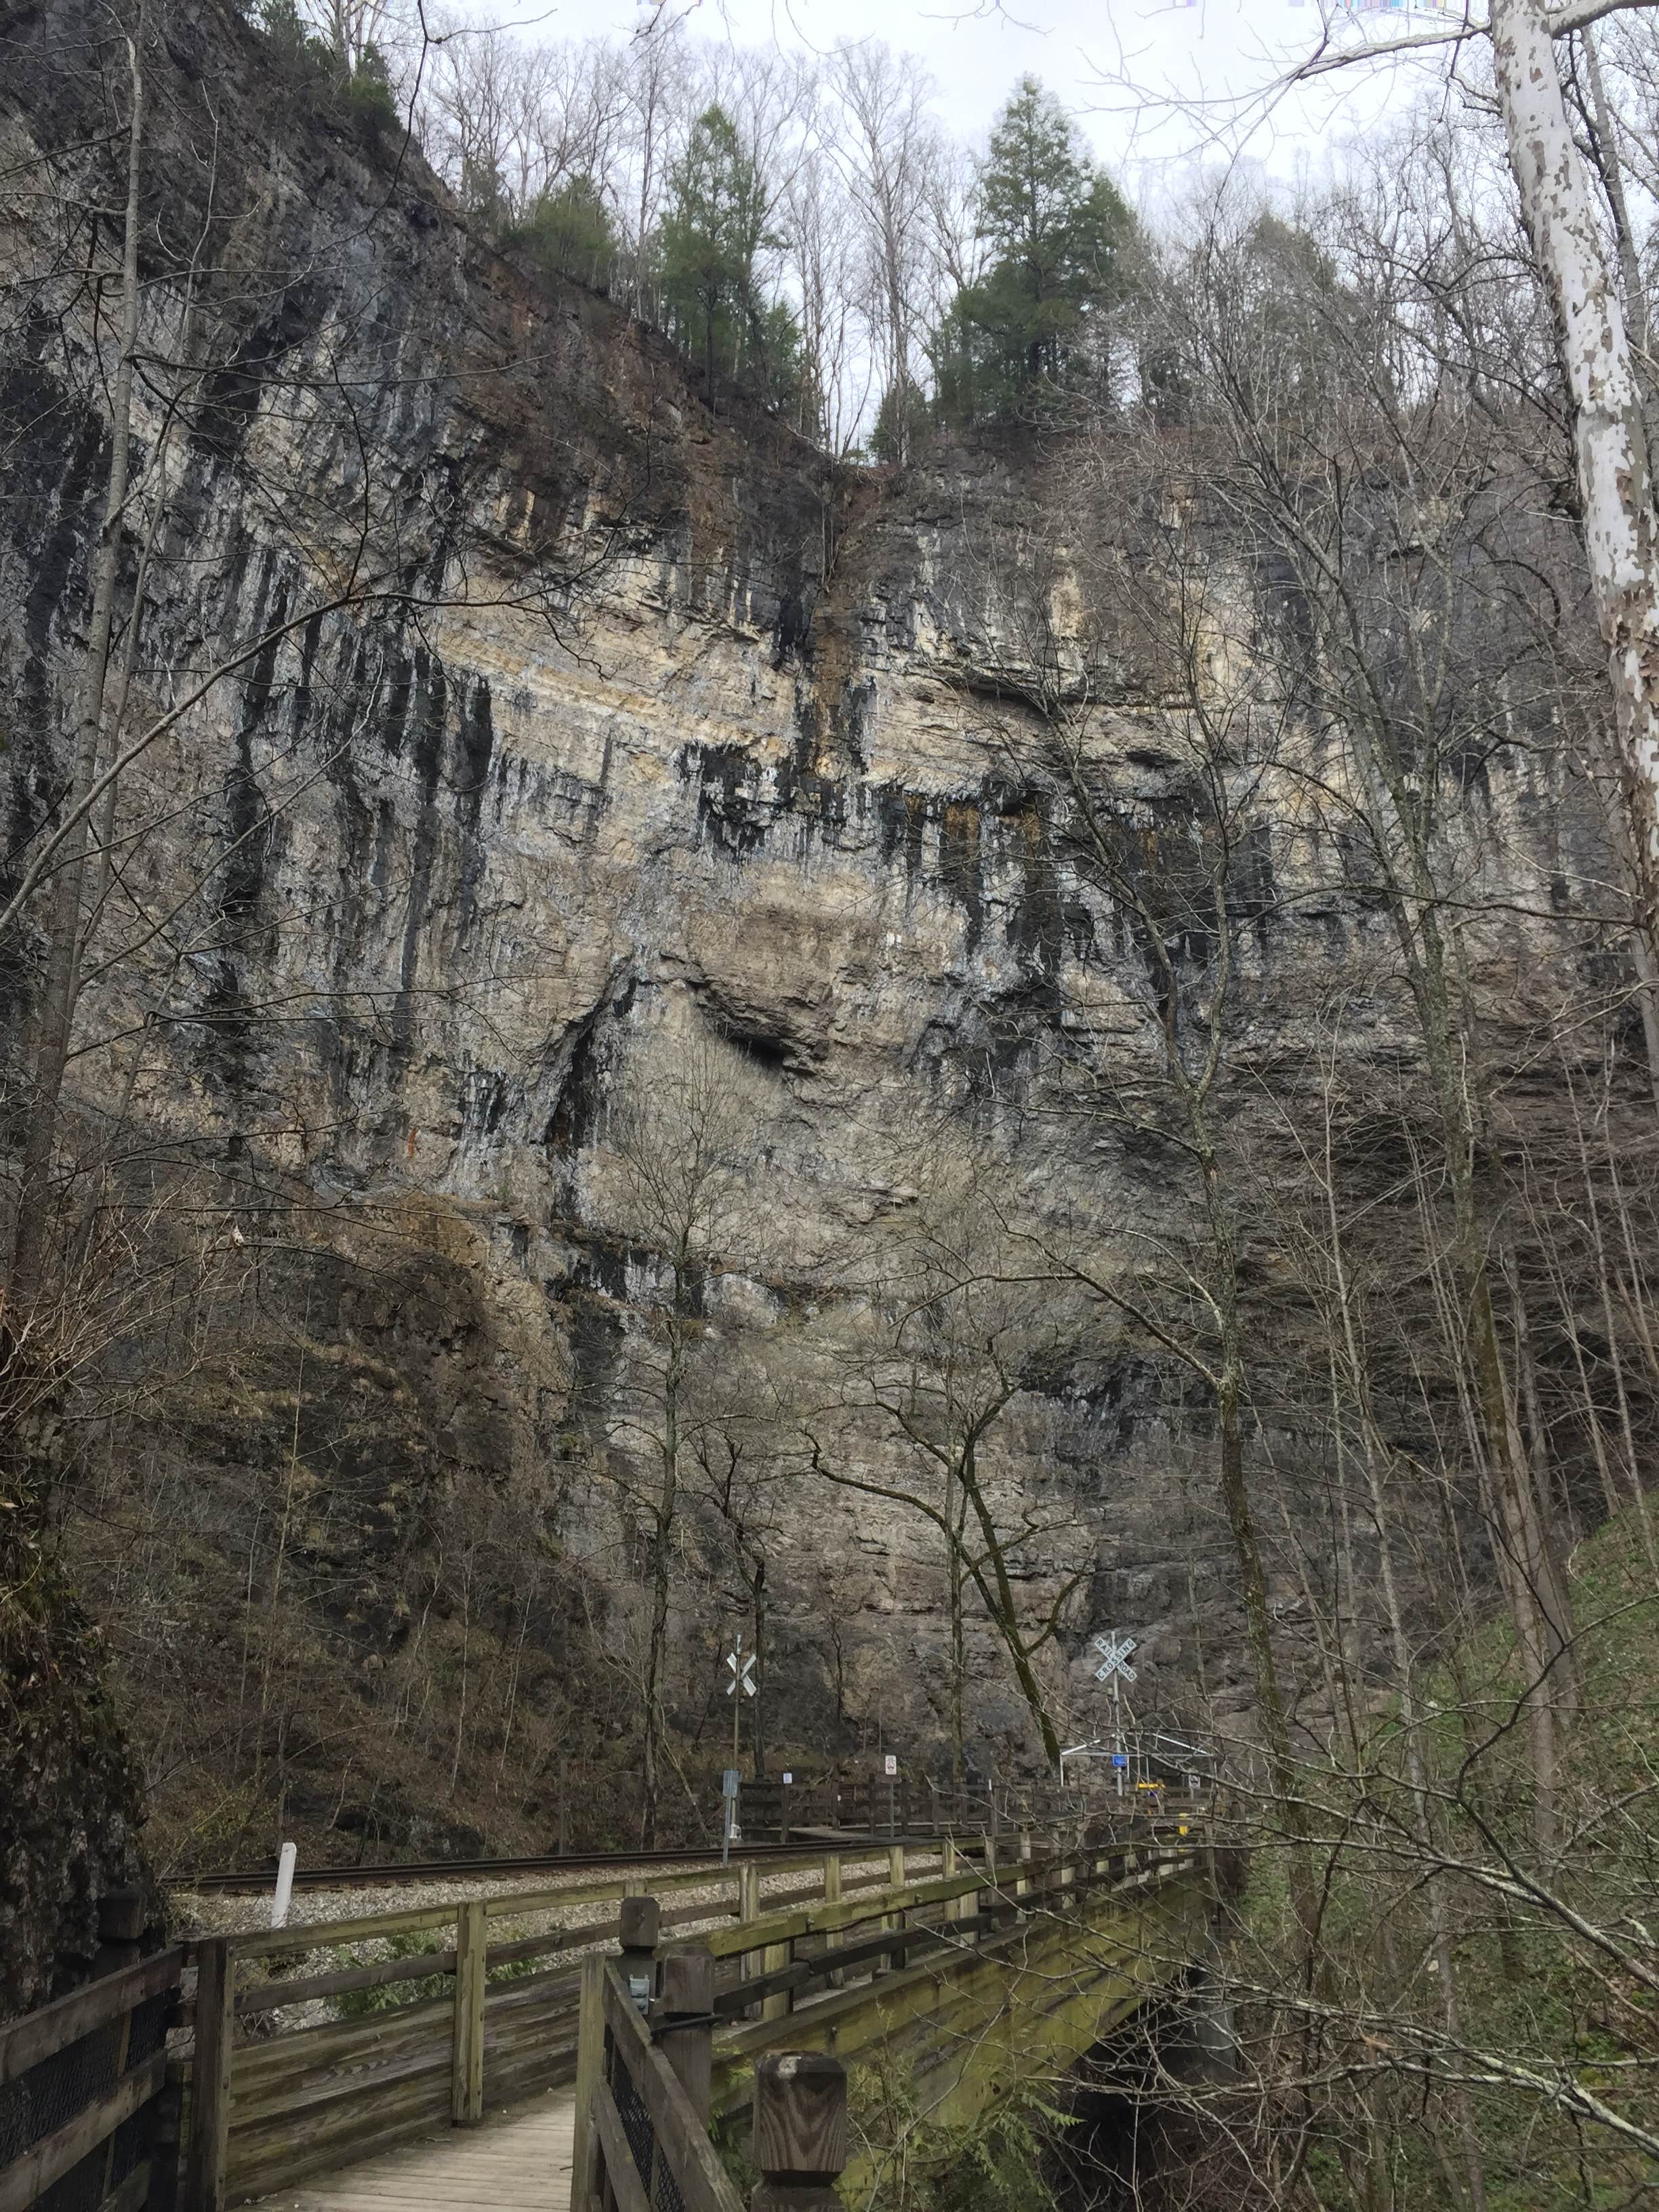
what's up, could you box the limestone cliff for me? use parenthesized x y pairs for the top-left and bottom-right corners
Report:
(0, 0), (1626, 1882)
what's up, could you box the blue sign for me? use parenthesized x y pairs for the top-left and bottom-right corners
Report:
(1111, 1754), (1128, 1769)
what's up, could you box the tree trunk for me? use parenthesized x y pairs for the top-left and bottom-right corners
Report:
(947, 1536), (966, 1793)
(750, 1559), (767, 1778)
(1492, 0), (1659, 1083)
(957, 1441), (1063, 1767)
(642, 1455), (674, 1849)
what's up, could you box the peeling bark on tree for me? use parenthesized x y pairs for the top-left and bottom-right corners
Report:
(1492, 0), (1659, 1086)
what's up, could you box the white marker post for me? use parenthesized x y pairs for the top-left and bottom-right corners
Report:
(270, 1840), (298, 1929)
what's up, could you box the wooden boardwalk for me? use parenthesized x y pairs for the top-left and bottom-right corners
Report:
(248, 2085), (576, 2212)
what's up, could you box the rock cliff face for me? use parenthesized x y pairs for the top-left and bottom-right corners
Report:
(0, 0), (1612, 1878)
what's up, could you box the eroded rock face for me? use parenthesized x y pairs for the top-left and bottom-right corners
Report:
(0, 0), (1611, 1871)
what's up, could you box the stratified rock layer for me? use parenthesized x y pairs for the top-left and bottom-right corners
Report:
(0, 0), (1609, 1879)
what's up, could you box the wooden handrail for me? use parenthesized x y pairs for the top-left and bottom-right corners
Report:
(700, 1845), (1196, 2022)
(0, 1948), (181, 2083)
(0, 2053), (168, 2212)
(598, 1962), (743, 2212)
(229, 1891), (750, 2016)
(0, 1946), (182, 2212)
(190, 1830), (1065, 1964)
(688, 1841), (1197, 1971)
(574, 1908), (854, 2212)
(211, 1846), (889, 1959)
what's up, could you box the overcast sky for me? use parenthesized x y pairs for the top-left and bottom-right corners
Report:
(487, 0), (1460, 194)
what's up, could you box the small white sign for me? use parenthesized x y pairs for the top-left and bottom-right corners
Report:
(782, 1771), (793, 1785)
(883, 1753), (898, 1778)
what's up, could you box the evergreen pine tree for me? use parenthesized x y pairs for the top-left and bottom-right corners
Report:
(657, 106), (799, 403)
(934, 78), (1134, 424)
(516, 175), (617, 292)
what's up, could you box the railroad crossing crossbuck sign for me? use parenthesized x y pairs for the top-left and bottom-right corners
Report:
(726, 1646), (757, 1698)
(1093, 1632), (1137, 1684)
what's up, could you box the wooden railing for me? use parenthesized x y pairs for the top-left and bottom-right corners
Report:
(693, 1830), (1207, 2091)
(571, 1898), (848, 2212)
(169, 1817), (1206, 2207)
(570, 1831), (1212, 2209)
(0, 1941), (182, 2212)
(737, 1771), (1216, 1845)
(174, 1843), (987, 2208)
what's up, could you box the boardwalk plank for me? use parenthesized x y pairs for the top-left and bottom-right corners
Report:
(247, 2087), (575, 2212)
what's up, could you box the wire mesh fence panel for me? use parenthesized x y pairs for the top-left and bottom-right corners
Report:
(0, 1955), (181, 2212)
(603, 2024), (687, 2212)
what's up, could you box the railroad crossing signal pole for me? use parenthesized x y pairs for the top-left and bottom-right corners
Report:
(722, 1632), (758, 1866)
(725, 1631), (758, 1766)
(1092, 1632), (1137, 1798)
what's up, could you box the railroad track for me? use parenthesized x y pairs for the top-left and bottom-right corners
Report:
(168, 1835), (949, 1894)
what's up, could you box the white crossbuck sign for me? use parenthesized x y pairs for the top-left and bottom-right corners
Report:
(1093, 1633), (1137, 1684)
(725, 1649), (757, 1698)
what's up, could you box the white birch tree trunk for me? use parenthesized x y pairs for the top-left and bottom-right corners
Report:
(1491, 0), (1659, 1081)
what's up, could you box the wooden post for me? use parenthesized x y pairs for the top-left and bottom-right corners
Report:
(98, 1889), (146, 2197)
(96, 1886), (146, 1978)
(150, 2058), (185, 2212)
(821, 1853), (844, 1987)
(750, 2051), (848, 2212)
(941, 1834), (959, 1925)
(453, 1901), (486, 2126)
(569, 1953), (605, 2212)
(654, 1948), (714, 2120)
(880, 1844), (906, 1975)
(738, 1862), (761, 2014)
(619, 1894), (661, 2012)
(184, 1938), (234, 2212)
(761, 1933), (792, 2022)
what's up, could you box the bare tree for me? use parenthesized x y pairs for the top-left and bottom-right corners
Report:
(583, 1023), (771, 1844)
(824, 42), (943, 459)
(802, 1118), (1093, 1772)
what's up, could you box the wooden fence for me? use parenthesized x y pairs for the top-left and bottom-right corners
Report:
(0, 1920), (182, 2212)
(570, 1832), (1212, 2212)
(738, 1773), (1213, 1843)
(571, 1898), (850, 2212)
(571, 1899), (743, 2212)
(698, 1832), (1213, 2139)
(174, 1844), (982, 2209)
(167, 1818), (1206, 2209)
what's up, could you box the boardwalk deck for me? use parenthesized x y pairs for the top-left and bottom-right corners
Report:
(246, 2085), (575, 2212)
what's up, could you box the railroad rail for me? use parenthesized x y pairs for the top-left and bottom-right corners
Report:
(173, 1796), (1212, 1895)
(171, 1839), (843, 1896)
